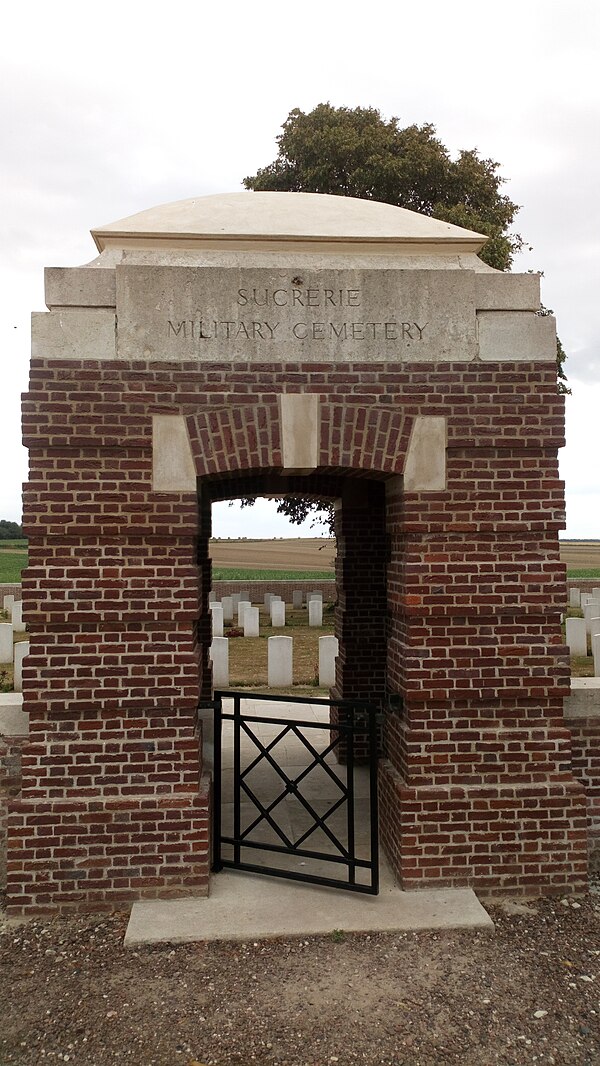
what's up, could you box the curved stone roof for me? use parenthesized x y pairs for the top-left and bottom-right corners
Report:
(91, 191), (487, 254)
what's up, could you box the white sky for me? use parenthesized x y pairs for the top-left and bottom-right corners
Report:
(1, 0), (598, 538)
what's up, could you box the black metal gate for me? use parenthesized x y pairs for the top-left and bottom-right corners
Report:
(210, 690), (379, 894)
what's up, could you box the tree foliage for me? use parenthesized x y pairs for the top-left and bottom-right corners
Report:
(245, 104), (525, 271)
(239, 495), (335, 533)
(0, 519), (23, 540)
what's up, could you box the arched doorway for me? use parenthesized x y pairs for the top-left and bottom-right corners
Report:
(199, 472), (389, 893)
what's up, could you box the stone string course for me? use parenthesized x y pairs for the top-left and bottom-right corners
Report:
(5, 357), (591, 913)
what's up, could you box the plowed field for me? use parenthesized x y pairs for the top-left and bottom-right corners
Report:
(210, 537), (336, 572)
(209, 538), (600, 573)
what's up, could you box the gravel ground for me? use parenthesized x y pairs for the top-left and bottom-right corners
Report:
(1, 883), (600, 1066)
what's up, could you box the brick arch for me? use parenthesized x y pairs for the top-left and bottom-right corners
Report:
(320, 404), (411, 474)
(185, 401), (412, 480)
(188, 403), (282, 478)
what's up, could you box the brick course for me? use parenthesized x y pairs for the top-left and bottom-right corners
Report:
(566, 713), (600, 870)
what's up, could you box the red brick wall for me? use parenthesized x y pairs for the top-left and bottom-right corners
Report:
(566, 713), (600, 869)
(7, 357), (587, 912)
(1, 735), (28, 891)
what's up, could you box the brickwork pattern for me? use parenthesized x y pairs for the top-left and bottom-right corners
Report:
(0, 735), (28, 890)
(566, 714), (600, 870)
(7, 357), (587, 911)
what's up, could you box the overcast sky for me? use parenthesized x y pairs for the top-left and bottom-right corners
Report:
(1, 0), (598, 538)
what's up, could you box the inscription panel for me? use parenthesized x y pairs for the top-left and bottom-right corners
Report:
(116, 266), (477, 362)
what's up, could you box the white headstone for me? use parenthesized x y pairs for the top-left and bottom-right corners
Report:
(271, 600), (286, 627)
(309, 591), (323, 603)
(308, 599), (323, 627)
(593, 588), (600, 600)
(581, 594), (593, 608)
(593, 633), (600, 678)
(268, 636), (293, 687)
(231, 593), (241, 611)
(210, 637), (229, 687)
(318, 635), (339, 687)
(569, 588), (581, 608)
(244, 606), (260, 637)
(584, 601), (600, 635)
(211, 605), (224, 638)
(221, 596), (233, 623)
(209, 591), (217, 604)
(566, 617), (587, 657)
(239, 590), (250, 602)
(237, 600), (251, 626)
(3, 594), (15, 619)
(14, 640), (29, 693)
(264, 593), (273, 609)
(11, 602), (26, 633)
(292, 590), (303, 609)
(0, 623), (12, 664)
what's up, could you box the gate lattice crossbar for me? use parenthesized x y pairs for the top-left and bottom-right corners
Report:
(210, 690), (379, 895)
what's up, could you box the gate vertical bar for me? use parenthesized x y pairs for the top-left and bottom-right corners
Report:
(369, 707), (379, 894)
(346, 704), (356, 886)
(233, 692), (241, 867)
(212, 694), (223, 872)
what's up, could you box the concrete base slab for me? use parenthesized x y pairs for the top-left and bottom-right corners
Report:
(124, 869), (492, 946)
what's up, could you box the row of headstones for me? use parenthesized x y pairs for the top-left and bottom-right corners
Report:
(1, 595), (28, 691)
(567, 588), (600, 676)
(210, 634), (339, 688)
(209, 590), (325, 637)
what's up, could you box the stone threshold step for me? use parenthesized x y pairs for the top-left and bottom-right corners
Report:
(124, 871), (493, 946)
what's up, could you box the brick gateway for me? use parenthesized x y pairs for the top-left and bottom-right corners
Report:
(6, 192), (588, 914)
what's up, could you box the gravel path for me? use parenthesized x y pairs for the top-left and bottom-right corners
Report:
(1, 885), (599, 1066)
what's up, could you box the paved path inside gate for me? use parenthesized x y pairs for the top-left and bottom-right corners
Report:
(125, 698), (492, 945)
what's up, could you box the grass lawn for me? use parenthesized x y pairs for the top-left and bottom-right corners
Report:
(0, 551), (27, 583)
(567, 569), (600, 579)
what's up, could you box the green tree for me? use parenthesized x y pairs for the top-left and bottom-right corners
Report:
(0, 519), (23, 540)
(244, 103), (525, 271)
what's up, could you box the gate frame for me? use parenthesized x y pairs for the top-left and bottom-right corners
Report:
(210, 689), (380, 895)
